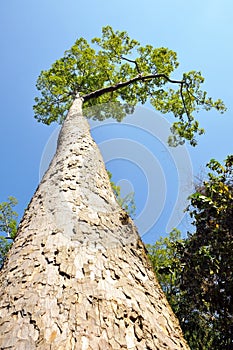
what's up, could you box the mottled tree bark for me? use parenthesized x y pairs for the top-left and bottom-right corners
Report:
(0, 97), (189, 349)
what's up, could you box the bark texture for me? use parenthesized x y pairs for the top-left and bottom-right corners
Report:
(0, 98), (189, 349)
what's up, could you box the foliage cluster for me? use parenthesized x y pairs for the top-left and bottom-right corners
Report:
(107, 170), (136, 218)
(0, 196), (18, 268)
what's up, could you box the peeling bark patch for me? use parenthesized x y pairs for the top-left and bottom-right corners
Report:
(119, 212), (130, 225)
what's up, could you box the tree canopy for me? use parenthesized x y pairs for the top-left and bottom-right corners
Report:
(34, 26), (225, 146)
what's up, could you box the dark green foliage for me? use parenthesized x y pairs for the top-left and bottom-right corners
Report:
(147, 156), (233, 349)
(0, 196), (18, 268)
(180, 156), (233, 349)
(33, 26), (225, 146)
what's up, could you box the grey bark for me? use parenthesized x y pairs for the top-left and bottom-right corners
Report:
(0, 97), (189, 349)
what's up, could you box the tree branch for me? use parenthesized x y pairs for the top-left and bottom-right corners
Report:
(82, 73), (184, 102)
(180, 83), (191, 121)
(120, 55), (141, 74)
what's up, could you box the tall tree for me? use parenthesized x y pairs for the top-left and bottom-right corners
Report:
(0, 26), (224, 349)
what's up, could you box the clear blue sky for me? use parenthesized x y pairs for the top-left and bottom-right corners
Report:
(0, 0), (232, 243)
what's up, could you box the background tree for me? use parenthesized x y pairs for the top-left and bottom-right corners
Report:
(147, 156), (233, 349)
(33, 26), (225, 146)
(180, 155), (233, 349)
(0, 196), (18, 267)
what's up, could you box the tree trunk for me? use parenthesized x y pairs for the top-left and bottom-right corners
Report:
(0, 97), (189, 349)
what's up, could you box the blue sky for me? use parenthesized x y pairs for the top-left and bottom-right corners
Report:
(0, 1), (232, 243)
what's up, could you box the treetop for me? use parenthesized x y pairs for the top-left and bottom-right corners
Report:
(34, 26), (226, 146)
